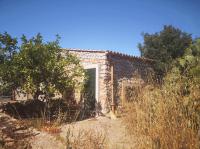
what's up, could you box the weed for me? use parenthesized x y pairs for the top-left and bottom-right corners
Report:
(123, 73), (200, 149)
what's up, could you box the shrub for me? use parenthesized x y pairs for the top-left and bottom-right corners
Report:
(64, 128), (108, 149)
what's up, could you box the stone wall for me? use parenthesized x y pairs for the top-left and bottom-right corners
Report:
(106, 53), (153, 107)
(68, 50), (109, 113)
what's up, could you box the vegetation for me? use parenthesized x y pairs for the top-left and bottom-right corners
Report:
(0, 32), (18, 97)
(64, 128), (107, 149)
(0, 32), (85, 100)
(123, 28), (200, 148)
(1, 26), (199, 149)
(124, 74), (199, 148)
(138, 25), (192, 76)
(0, 32), (90, 148)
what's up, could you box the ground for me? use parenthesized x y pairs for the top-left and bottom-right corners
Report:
(30, 116), (135, 149)
(0, 109), (135, 149)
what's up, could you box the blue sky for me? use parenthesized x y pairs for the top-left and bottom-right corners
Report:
(0, 0), (199, 56)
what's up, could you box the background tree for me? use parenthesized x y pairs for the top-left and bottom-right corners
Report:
(0, 32), (18, 61)
(0, 32), (19, 97)
(138, 25), (192, 76)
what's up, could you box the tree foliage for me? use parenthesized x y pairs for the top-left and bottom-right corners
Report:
(176, 38), (200, 79)
(0, 32), (19, 96)
(138, 25), (192, 75)
(0, 33), (85, 100)
(0, 32), (18, 62)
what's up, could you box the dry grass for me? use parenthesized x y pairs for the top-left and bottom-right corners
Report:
(123, 73), (200, 149)
(55, 127), (108, 149)
(67, 129), (107, 149)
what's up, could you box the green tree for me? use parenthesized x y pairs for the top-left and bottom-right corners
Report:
(0, 32), (18, 62)
(177, 38), (200, 78)
(138, 25), (192, 75)
(0, 33), (85, 100)
(0, 32), (19, 97)
(14, 33), (85, 100)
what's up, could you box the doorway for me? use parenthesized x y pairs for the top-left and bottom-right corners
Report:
(82, 64), (99, 112)
(84, 68), (96, 110)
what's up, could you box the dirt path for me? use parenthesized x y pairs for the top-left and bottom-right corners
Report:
(30, 116), (136, 149)
(0, 111), (135, 149)
(31, 130), (65, 149)
(60, 116), (135, 149)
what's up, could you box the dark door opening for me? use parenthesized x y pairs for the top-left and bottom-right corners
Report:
(84, 68), (96, 111)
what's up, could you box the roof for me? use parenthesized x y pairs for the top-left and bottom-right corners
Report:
(63, 48), (154, 63)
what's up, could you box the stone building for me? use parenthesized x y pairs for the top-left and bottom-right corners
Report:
(65, 49), (153, 113)
(13, 49), (153, 113)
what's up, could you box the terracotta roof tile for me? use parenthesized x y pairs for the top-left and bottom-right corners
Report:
(63, 48), (154, 63)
